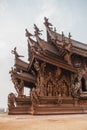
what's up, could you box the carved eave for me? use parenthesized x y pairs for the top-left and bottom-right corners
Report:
(13, 71), (36, 88)
(71, 46), (87, 57)
(16, 72), (36, 83)
(34, 51), (77, 73)
(15, 57), (29, 72)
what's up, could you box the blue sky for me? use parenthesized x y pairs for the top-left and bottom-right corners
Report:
(0, 0), (87, 108)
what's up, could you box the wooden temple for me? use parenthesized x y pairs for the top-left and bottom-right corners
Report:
(8, 17), (87, 115)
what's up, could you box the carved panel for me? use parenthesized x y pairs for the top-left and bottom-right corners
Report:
(79, 100), (87, 105)
(34, 61), (71, 98)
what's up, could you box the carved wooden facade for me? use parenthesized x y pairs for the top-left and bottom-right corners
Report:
(8, 17), (87, 115)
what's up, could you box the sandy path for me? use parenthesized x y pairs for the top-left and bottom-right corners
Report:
(0, 114), (87, 130)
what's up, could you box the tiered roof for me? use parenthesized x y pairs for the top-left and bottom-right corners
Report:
(10, 17), (87, 88)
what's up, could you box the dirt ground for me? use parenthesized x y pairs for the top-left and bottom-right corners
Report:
(0, 113), (87, 130)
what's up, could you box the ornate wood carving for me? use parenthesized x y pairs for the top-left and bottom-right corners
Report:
(11, 47), (24, 60)
(9, 68), (24, 97)
(30, 88), (40, 106)
(8, 17), (87, 115)
(8, 93), (16, 111)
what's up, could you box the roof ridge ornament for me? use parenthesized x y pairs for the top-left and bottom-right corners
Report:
(44, 17), (53, 29)
(11, 47), (24, 59)
(25, 29), (33, 38)
(54, 27), (57, 32)
(64, 32), (72, 52)
(62, 31), (65, 43)
(34, 24), (43, 36)
(68, 32), (72, 44)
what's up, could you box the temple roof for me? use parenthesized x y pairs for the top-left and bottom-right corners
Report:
(43, 17), (87, 57)
(26, 18), (87, 74)
(15, 72), (36, 84)
(15, 57), (29, 71)
(49, 29), (87, 51)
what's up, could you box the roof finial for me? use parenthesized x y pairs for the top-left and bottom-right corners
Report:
(25, 29), (33, 38)
(62, 31), (65, 43)
(44, 17), (52, 28)
(54, 27), (56, 32)
(34, 24), (43, 36)
(68, 32), (72, 44)
(11, 47), (24, 59)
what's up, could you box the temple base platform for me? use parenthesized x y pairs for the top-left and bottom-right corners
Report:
(8, 96), (87, 115)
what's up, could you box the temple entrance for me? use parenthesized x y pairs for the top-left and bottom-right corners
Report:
(81, 77), (87, 91)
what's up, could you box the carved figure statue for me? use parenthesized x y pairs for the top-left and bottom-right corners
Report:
(34, 61), (46, 96)
(8, 93), (16, 110)
(34, 60), (40, 71)
(61, 81), (67, 97)
(31, 88), (40, 106)
(62, 31), (65, 43)
(18, 80), (24, 96)
(47, 72), (53, 83)
(55, 67), (62, 79)
(47, 81), (53, 96)
(72, 77), (81, 98)
(44, 17), (52, 27)
(34, 24), (42, 36)
(57, 93), (62, 104)
(53, 79), (59, 96)
(64, 52), (71, 65)
(13, 79), (24, 96)
(11, 47), (24, 59)
(25, 29), (33, 38)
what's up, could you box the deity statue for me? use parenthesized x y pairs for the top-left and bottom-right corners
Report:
(61, 81), (68, 97)
(47, 81), (53, 96)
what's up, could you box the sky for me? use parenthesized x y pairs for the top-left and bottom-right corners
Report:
(0, 0), (87, 108)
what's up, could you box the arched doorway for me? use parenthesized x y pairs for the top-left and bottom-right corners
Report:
(81, 77), (87, 91)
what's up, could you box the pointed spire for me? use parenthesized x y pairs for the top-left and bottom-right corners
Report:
(68, 32), (72, 44)
(62, 31), (65, 43)
(54, 27), (56, 32)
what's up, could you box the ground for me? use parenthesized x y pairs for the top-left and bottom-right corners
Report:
(0, 113), (87, 130)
